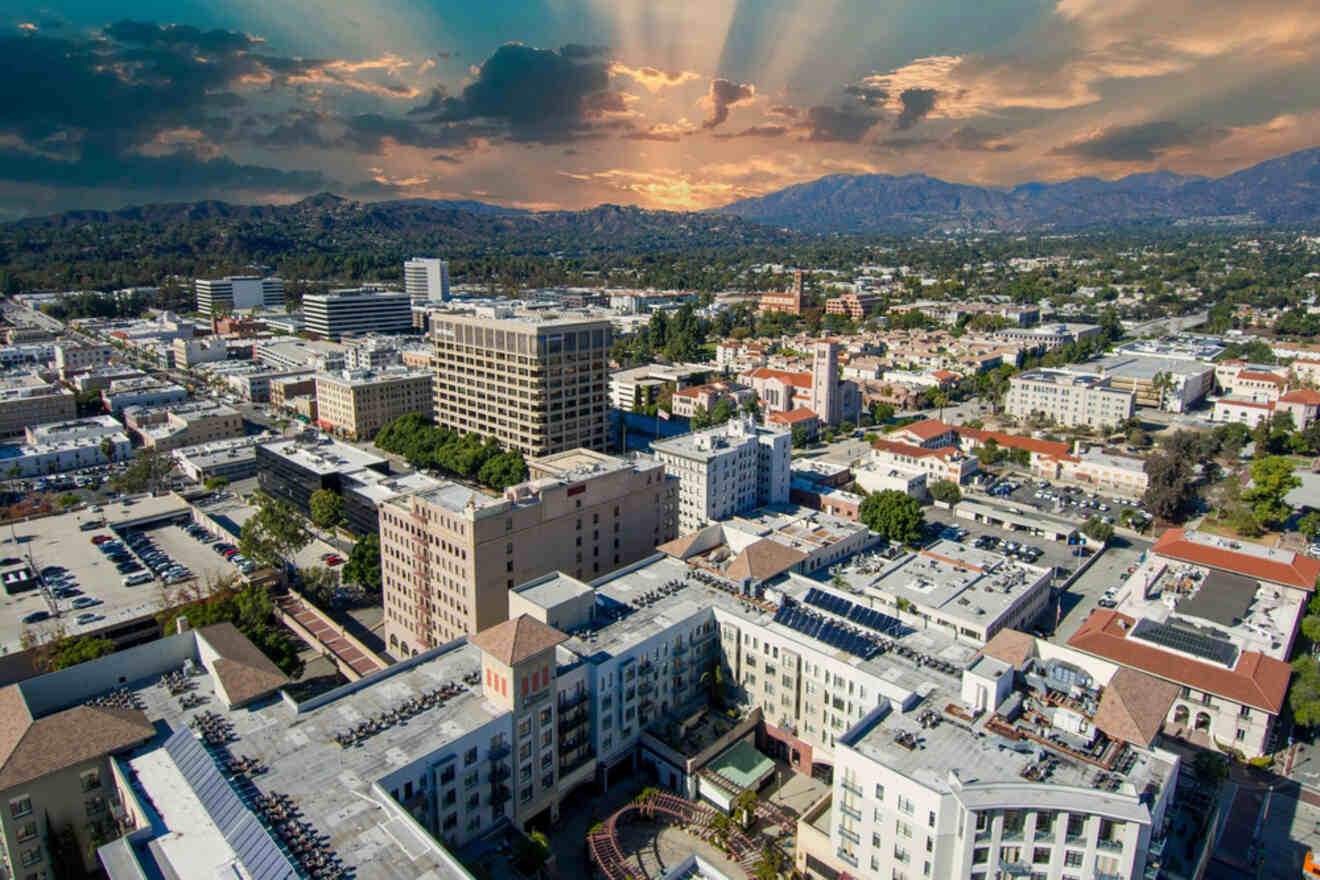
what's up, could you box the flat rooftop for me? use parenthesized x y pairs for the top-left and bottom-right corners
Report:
(563, 556), (977, 695)
(346, 468), (445, 504)
(1112, 552), (1303, 661)
(528, 448), (659, 481)
(316, 368), (432, 387)
(1085, 354), (1215, 379)
(652, 420), (780, 461)
(260, 436), (388, 475)
(87, 639), (498, 880)
(0, 496), (194, 651)
(818, 539), (1050, 628)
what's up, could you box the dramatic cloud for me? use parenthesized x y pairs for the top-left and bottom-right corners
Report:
(803, 106), (882, 142)
(611, 63), (702, 92)
(949, 127), (1016, 152)
(701, 79), (755, 129)
(424, 43), (625, 142)
(0, 148), (329, 193)
(843, 84), (889, 107)
(896, 88), (938, 129)
(713, 125), (790, 139)
(1050, 120), (1230, 161)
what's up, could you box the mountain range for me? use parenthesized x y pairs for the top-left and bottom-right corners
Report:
(711, 147), (1320, 232)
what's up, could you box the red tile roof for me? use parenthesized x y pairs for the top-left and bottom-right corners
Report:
(872, 438), (959, 460)
(1237, 371), (1287, 385)
(1281, 389), (1320, 405)
(1067, 610), (1291, 714)
(900, 419), (954, 440)
(470, 615), (568, 666)
(932, 370), (960, 381)
(955, 426), (1074, 460)
(768, 407), (818, 425)
(1152, 528), (1319, 591)
(745, 367), (812, 388)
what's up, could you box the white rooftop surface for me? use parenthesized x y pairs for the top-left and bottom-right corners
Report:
(1076, 448), (1146, 472)
(562, 556), (977, 691)
(317, 367), (432, 387)
(1111, 555), (1302, 661)
(128, 746), (243, 876)
(821, 539), (1051, 626)
(843, 674), (1175, 822)
(652, 419), (781, 461)
(346, 469), (445, 504)
(1085, 354), (1215, 378)
(260, 436), (387, 475)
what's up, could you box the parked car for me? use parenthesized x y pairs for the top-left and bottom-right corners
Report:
(22, 610), (50, 623)
(71, 597), (100, 609)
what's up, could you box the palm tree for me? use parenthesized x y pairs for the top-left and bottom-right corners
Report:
(1151, 371), (1175, 411)
(932, 389), (949, 422)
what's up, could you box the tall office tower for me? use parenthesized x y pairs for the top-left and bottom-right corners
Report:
(811, 340), (841, 426)
(378, 449), (678, 653)
(431, 312), (612, 456)
(404, 257), (450, 303)
(302, 289), (413, 339)
(194, 276), (285, 315)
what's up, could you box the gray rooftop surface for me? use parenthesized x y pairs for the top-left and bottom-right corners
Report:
(118, 642), (499, 880)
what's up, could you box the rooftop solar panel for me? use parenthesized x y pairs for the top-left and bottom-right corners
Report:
(1130, 618), (1239, 667)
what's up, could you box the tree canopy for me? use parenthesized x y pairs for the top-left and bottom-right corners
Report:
(344, 532), (382, 595)
(375, 413), (527, 491)
(859, 490), (925, 545)
(239, 491), (311, 569)
(1242, 456), (1300, 527)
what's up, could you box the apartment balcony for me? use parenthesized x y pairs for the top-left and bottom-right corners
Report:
(639, 660), (654, 675)
(489, 785), (511, 805)
(1096, 838), (1124, 852)
(839, 803), (862, 822)
(638, 681), (654, 696)
(489, 742), (510, 761)
(558, 708), (589, 733)
(840, 780), (863, 797)
(561, 750), (595, 776)
(835, 849), (858, 868)
(836, 826), (859, 845)
(489, 763), (510, 782)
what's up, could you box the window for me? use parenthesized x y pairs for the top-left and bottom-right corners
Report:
(875, 783), (885, 801)
(519, 719), (531, 738)
(897, 795), (914, 816)
(896, 820), (912, 839)
(465, 771), (479, 788)
(15, 820), (36, 842)
(81, 769), (101, 791)
(10, 796), (31, 818)
(1033, 847), (1051, 864)
(465, 747), (478, 766)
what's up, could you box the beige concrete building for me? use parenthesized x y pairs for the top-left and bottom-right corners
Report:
(314, 368), (434, 440)
(268, 373), (317, 409)
(431, 312), (612, 456)
(123, 400), (244, 451)
(0, 376), (76, 437)
(379, 449), (677, 656)
(1005, 368), (1135, 429)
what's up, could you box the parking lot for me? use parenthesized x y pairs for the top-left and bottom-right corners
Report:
(140, 519), (259, 585)
(986, 475), (1150, 530)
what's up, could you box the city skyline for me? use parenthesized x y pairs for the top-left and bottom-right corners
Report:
(2, 0), (1319, 218)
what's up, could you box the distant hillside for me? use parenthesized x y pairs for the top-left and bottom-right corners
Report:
(711, 147), (1320, 231)
(0, 195), (801, 285)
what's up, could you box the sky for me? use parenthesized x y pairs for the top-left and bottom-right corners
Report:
(1, 0), (1319, 218)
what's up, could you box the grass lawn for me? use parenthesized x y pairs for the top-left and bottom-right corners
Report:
(1196, 515), (1283, 546)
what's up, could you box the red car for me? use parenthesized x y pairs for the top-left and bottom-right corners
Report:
(326, 556), (343, 566)
(90, 535), (110, 544)
(223, 548), (239, 559)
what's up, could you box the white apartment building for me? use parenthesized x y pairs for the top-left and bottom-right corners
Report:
(404, 257), (450, 303)
(812, 633), (1178, 880)
(1005, 370), (1135, 429)
(652, 418), (791, 533)
(194, 275), (285, 314)
(870, 438), (980, 485)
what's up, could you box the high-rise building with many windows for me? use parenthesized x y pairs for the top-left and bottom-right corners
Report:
(194, 276), (285, 315)
(303, 289), (412, 339)
(431, 311), (612, 456)
(404, 257), (450, 303)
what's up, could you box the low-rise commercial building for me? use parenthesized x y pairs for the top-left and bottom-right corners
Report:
(101, 377), (188, 414)
(0, 415), (133, 476)
(173, 435), (271, 483)
(609, 363), (710, 411)
(123, 400), (244, 451)
(824, 291), (882, 321)
(171, 335), (228, 367)
(0, 375), (75, 437)
(670, 381), (754, 419)
(1068, 355), (1215, 413)
(255, 338), (347, 372)
(994, 322), (1103, 351)
(315, 367), (435, 440)
(52, 342), (115, 378)
(255, 435), (391, 528)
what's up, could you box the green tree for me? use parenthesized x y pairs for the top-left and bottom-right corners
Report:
(1242, 456), (1301, 527)
(343, 532), (382, 595)
(929, 479), (962, 505)
(110, 446), (177, 495)
(1142, 450), (1194, 521)
(790, 425), (809, 448)
(689, 404), (711, 430)
(740, 394), (760, 421)
(204, 476), (229, 491)
(859, 490), (926, 545)
(870, 402), (895, 424)
(48, 635), (115, 671)
(1300, 512), (1320, 543)
(710, 397), (737, 425)
(239, 492), (311, 569)
(1290, 655), (1320, 728)
(308, 488), (344, 529)
(476, 451), (528, 490)
(99, 436), (115, 463)
(1081, 516), (1115, 543)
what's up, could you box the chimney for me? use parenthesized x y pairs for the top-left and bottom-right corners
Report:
(176, 615), (191, 634)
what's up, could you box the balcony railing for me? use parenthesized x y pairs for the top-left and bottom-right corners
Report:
(835, 849), (858, 867)
(839, 803), (862, 822)
(488, 742), (510, 761)
(837, 826), (860, 844)
(1097, 838), (1124, 852)
(840, 780), (863, 796)
(558, 708), (589, 732)
(559, 690), (589, 710)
